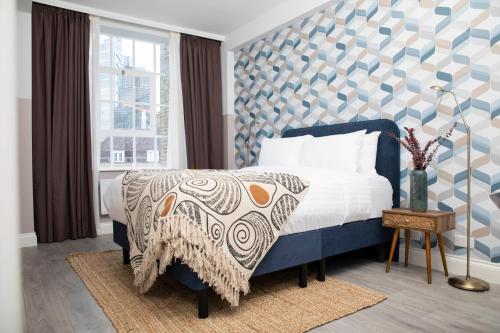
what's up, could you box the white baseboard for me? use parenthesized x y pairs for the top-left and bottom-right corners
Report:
(400, 245), (500, 284)
(18, 233), (37, 248)
(18, 222), (113, 247)
(97, 221), (113, 235)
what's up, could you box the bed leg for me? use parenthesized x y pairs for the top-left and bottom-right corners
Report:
(317, 259), (326, 281)
(376, 243), (386, 263)
(122, 248), (130, 265)
(299, 264), (308, 288)
(197, 289), (208, 319)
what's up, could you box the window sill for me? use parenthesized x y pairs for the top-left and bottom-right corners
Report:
(99, 167), (168, 173)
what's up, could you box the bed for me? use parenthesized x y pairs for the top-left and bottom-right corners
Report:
(107, 119), (400, 318)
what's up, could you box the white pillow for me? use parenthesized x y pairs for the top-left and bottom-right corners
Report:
(300, 130), (366, 172)
(358, 131), (381, 175)
(258, 135), (313, 167)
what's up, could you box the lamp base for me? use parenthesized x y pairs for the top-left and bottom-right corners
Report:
(448, 275), (489, 292)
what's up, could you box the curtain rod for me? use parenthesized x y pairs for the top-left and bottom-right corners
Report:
(32, 0), (225, 42)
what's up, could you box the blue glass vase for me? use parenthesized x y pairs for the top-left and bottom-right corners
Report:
(410, 169), (428, 212)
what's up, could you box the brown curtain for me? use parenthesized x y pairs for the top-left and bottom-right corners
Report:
(32, 3), (96, 242)
(180, 34), (223, 169)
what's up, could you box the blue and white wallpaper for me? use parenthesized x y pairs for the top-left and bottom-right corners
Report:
(234, 0), (500, 262)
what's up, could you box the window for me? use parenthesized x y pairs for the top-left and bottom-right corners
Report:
(113, 151), (125, 163)
(97, 24), (169, 169)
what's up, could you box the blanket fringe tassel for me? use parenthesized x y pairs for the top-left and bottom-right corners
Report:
(132, 215), (250, 306)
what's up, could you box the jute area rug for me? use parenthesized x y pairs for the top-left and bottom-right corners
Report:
(68, 251), (386, 333)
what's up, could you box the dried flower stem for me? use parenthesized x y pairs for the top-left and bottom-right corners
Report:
(388, 122), (456, 170)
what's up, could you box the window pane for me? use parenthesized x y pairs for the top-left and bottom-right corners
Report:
(99, 35), (111, 67)
(100, 136), (111, 167)
(114, 74), (133, 102)
(155, 42), (169, 74)
(157, 137), (167, 165)
(136, 137), (155, 165)
(100, 73), (111, 100)
(135, 104), (151, 130)
(155, 75), (169, 105)
(113, 37), (133, 69)
(100, 102), (111, 129)
(135, 76), (151, 103)
(113, 103), (133, 129)
(113, 137), (133, 164)
(135, 41), (154, 72)
(97, 32), (171, 171)
(156, 105), (168, 136)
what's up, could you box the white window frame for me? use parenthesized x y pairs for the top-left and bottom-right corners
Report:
(146, 150), (159, 163)
(96, 21), (169, 171)
(112, 150), (125, 163)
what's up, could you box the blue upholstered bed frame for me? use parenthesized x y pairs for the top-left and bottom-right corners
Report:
(113, 119), (401, 318)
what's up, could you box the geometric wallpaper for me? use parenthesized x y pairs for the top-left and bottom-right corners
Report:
(234, 0), (500, 262)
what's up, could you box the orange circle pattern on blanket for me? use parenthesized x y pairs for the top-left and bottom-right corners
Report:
(249, 184), (270, 205)
(160, 193), (176, 217)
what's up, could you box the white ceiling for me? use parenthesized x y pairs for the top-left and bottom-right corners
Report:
(57, 0), (288, 37)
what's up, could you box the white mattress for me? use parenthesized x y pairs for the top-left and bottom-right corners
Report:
(103, 167), (393, 236)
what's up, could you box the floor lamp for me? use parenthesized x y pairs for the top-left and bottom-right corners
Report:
(431, 85), (489, 291)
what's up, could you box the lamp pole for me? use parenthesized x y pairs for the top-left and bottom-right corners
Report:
(451, 91), (472, 279)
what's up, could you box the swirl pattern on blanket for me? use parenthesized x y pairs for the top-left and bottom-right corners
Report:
(122, 169), (309, 305)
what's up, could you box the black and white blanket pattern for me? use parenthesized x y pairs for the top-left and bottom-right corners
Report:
(123, 169), (309, 305)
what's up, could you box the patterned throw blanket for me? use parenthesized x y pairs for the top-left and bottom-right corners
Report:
(123, 169), (309, 306)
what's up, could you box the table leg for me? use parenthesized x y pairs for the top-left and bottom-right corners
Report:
(386, 228), (399, 273)
(404, 229), (411, 267)
(437, 234), (448, 277)
(425, 232), (432, 284)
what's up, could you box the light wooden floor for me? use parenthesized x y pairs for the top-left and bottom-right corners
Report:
(22, 235), (500, 333)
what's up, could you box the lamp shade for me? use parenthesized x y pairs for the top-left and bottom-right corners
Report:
(430, 85), (445, 92)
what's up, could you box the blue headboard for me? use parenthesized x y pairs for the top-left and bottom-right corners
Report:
(282, 119), (400, 208)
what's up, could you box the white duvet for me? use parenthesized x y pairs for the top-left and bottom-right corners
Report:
(103, 167), (393, 236)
